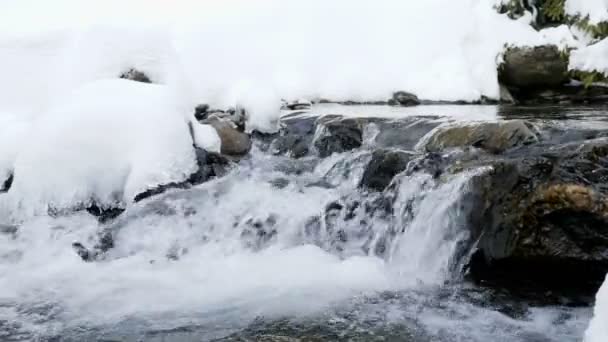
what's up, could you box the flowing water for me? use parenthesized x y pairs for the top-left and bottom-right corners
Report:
(2, 105), (607, 341)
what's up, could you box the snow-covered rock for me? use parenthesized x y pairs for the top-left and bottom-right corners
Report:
(566, 0), (608, 25)
(570, 38), (608, 75)
(0, 79), (198, 217)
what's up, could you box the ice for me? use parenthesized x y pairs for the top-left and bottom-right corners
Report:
(585, 275), (608, 342)
(0, 79), (197, 218)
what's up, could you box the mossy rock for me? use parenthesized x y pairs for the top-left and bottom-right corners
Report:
(499, 45), (569, 89)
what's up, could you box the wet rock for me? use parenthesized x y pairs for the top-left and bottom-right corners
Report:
(271, 113), (319, 158)
(370, 117), (441, 150)
(360, 150), (414, 192)
(421, 120), (539, 154)
(509, 83), (608, 105)
(313, 118), (363, 157)
(134, 148), (230, 203)
(498, 45), (567, 89)
(1, 173), (13, 192)
(465, 138), (608, 297)
(72, 242), (93, 262)
(205, 116), (251, 156)
(119, 68), (152, 83)
(388, 91), (420, 106)
(85, 204), (125, 223)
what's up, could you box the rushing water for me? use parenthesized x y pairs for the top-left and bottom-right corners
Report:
(2, 105), (606, 341)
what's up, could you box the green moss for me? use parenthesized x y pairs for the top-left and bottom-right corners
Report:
(569, 70), (608, 88)
(572, 17), (608, 40)
(539, 0), (565, 22)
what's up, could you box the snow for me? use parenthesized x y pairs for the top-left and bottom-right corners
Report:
(585, 275), (608, 342)
(192, 123), (222, 153)
(565, 0), (608, 25)
(0, 0), (602, 214)
(570, 38), (608, 75)
(0, 79), (197, 218)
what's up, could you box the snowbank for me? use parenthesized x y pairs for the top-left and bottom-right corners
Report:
(585, 275), (608, 342)
(0, 0), (547, 118)
(570, 38), (608, 75)
(0, 0), (601, 213)
(565, 0), (608, 25)
(0, 79), (197, 217)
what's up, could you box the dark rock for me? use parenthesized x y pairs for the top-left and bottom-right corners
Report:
(281, 99), (312, 111)
(0, 224), (18, 237)
(313, 118), (363, 157)
(509, 83), (608, 105)
(85, 204), (125, 223)
(271, 114), (319, 158)
(204, 116), (251, 156)
(119, 68), (152, 83)
(72, 242), (93, 262)
(194, 104), (210, 121)
(421, 120), (539, 154)
(388, 91), (420, 106)
(360, 150), (414, 192)
(498, 45), (568, 89)
(1, 173), (13, 192)
(465, 138), (608, 296)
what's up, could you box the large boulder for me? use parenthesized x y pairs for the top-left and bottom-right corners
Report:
(498, 45), (568, 89)
(420, 120), (539, 154)
(465, 138), (608, 296)
(388, 91), (420, 106)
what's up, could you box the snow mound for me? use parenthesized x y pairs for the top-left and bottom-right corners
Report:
(585, 275), (608, 342)
(565, 0), (608, 25)
(0, 79), (197, 217)
(570, 38), (608, 75)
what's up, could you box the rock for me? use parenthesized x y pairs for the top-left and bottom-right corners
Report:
(85, 204), (125, 223)
(194, 104), (210, 121)
(134, 148), (230, 203)
(421, 120), (539, 154)
(271, 113), (318, 158)
(205, 116), (251, 156)
(313, 118), (363, 158)
(0, 224), (18, 237)
(498, 45), (568, 89)
(281, 99), (312, 111)
(360, 150), (413, 191)
(370, 117), (441, 150)
(509, 83), (608, 105)
(1, 173), (13, 192)
(499, 83), (517, 104)
(119, 68), (152, 83)
(465, 138), (608, 297)
(388, 91), (420, 106)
